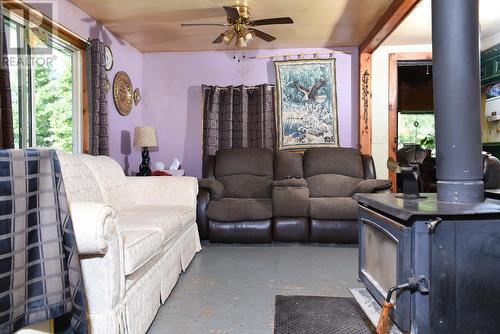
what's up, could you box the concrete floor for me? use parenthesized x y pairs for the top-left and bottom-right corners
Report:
(148, 243), (362, 334)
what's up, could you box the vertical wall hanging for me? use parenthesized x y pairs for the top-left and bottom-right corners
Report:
(87, 39), (109, 156)
(274, 58), (339, 150)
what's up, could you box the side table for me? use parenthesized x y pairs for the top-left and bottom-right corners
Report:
(136, 170), (185, 176)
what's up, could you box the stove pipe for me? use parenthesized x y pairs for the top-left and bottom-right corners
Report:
(432, 0), (484, 203)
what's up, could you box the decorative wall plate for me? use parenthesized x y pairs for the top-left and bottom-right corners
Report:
(105, 45), (113, 71)
(113, 71), (133, 116)
(133, 88), (141, 105)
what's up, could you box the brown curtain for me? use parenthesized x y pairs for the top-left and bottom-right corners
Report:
(0, 1), (14, 149)
(202, 84), (275, 170)
(87, 39), (109, 156)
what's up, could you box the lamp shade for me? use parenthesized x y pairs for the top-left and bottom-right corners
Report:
(133, 126), (158, 147)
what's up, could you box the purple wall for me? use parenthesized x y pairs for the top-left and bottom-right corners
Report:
(142, 47), (359, 178)
(30, 2), (360, 178)
(31, 0), (144, 174)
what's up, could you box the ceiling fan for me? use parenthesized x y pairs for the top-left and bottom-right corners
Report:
(180, 5), (293, 48)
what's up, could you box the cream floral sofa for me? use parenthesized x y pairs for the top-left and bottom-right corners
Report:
(57, 152), (201, 333)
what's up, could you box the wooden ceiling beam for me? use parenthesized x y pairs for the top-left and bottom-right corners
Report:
(359, 0), (421, 54)
(358, 0), (421, 155)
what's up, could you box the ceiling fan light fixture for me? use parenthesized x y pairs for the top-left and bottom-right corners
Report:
(236, 35), (247, 48)
(222, 29), (236, 44)
(242, 29), (254, 41)
(180, 5), (292, 48)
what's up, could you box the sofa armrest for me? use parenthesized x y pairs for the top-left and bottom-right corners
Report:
(362, 154), (377, 179)
(198, 178), (225, 200)
(354, 179), (392, 193)
(69, 202), (118, 254)
(126, 176), (198, 208)
(196, 188), (210, 240)
(203, 155), (216, 178)
(272, 178), (307, 188)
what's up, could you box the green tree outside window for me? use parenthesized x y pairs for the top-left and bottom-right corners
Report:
(34, 55), (73, 152)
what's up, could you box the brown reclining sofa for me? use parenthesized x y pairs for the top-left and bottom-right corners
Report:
(196, 147), (391, 243)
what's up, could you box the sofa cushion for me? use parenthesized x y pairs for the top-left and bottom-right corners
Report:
(215, 148), (273, 178)
(207, 198), (272, 222)
(306, 174), (361, 197)
(309, 197), (359, 220)
(122, 230), (162, 275)
(119, 206), (183, 244)
(80, 155), (130, 210)
(274, 151), (304, 180)
(57, 151), (104, 203)
(304, 148), (364, 179)
(272, 178), (307, 188)
(167, 205), (196, 228)
(273, 187), (309, 217)
(218, 174), (272, 198)
(354, 179), (392, 193)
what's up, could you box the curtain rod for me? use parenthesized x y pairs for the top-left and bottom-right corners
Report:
(247, 50), (352, 60)
(203, 85), (273, 90)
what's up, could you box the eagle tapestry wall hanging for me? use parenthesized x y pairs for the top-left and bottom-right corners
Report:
(274, 58), (339, 150)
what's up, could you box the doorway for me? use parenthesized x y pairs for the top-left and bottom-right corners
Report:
(388, 52), (433, 191)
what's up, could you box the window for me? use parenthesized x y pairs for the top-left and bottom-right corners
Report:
(4, 12), (82, 153)
(397, 113), (435, 153)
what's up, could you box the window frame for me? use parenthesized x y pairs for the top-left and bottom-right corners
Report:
(3, 2), (89, 153)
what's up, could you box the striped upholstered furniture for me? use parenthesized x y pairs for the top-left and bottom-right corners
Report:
(58, 152), (201, 333)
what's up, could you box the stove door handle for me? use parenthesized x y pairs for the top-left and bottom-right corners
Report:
(426, 217), (442, 233)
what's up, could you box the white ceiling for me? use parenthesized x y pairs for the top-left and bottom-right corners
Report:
(69, 0), (393, 52)
(384, 0), (500, 46)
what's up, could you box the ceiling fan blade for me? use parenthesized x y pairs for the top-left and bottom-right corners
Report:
(181, 23), (227, 26)
(223, 6), (240, 21)
(212, 34), (224, 44)
(250, 17), (294, 26)
(251, 29), (276, 42)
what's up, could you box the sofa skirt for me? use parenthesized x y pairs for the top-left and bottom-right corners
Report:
(90, 222), (201, 334)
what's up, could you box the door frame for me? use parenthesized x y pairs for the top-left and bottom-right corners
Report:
(358, 0), (421, 155)
(388, 52), (432, 191)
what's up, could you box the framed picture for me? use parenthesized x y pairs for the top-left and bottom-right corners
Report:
(274, 58), (339, 150)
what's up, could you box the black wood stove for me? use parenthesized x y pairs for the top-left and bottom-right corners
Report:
(355, 193), (500, 333)
(354, 0), (500, 333)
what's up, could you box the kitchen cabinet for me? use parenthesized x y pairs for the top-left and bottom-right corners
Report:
(481, 44), (500, 86)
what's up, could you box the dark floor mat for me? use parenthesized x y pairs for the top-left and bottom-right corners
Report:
(274, 295), (375, 334)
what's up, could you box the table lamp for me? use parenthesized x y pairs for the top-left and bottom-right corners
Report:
(134, 126), (158, 176)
